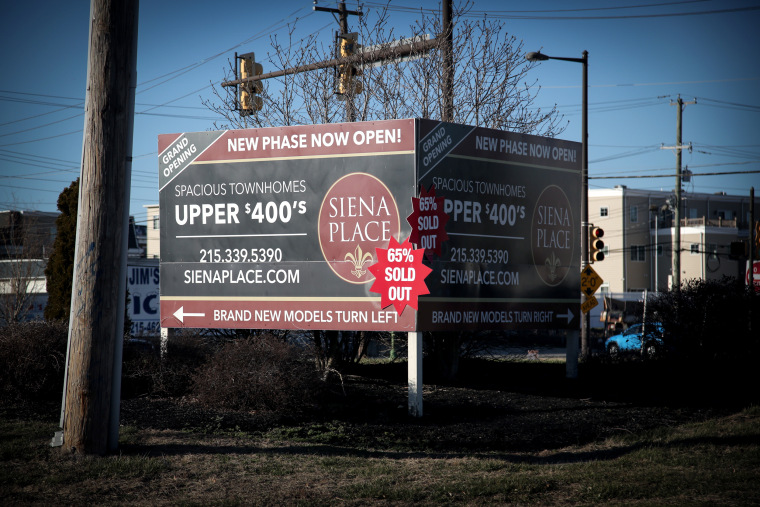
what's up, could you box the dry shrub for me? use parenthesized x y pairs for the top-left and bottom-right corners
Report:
(0, 320), (67, 400)
(122, 332), (215, 398)
(191, 334), (319, 413)
(121, 336), (161, 398)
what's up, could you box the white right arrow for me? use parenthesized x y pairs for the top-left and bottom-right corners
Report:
(173, 306), (205, 323)
(558, 308), (575, 323)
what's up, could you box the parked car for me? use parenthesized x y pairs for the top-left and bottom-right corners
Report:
(605, 323), (664, 359)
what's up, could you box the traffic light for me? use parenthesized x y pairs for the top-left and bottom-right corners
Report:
(337, 33), (362, 95)
(239, 52), (263, 116)
(589, 226), (605, 262)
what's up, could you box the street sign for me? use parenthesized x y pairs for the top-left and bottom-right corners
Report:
(581, 264), (603, 296)
(581, 294), (598, 314)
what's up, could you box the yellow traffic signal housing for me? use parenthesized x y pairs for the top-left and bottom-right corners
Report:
(239, 53), (263, 116)
(589, 226), (605, 262)
(340, 33), (357, 57)
(336, 33), (362, 96)
(337, 64), (363, 95)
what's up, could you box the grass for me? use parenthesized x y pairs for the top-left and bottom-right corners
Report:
(1, 406), (758, 505)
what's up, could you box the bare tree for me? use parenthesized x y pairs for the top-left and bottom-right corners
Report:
(0, 211), (52, 325)
(201, 1), (567, 376)
(204, 1), (566, 136)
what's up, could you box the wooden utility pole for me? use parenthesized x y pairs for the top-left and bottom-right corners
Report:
(667, 94), (696, 291)
(58, 0), (139, 455)
(314, 1), (362, 122)
(750, 187), (755, 272)
(441, 0), (454, 122)
(750, 187), (755, 334)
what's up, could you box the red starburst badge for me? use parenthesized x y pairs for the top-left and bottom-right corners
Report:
(368, 236), (433, 315)
(407, 184), (449, 258)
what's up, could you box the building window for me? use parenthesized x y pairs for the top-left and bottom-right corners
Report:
(690, 243), (700, 255)
(708, 243), (718, 260)
(630, 206), (638, 223)
(602, 245), (610, 258)
(657, 244), (663, 256)
(599, 283), (610, 294)
(600, 207), (609, 217)
(630, 245), (646, 262)
(153, 216), (159, 230)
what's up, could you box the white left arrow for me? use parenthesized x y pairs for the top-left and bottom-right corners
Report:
(173, 306), (205, 323)
(558, 308), (575, 323)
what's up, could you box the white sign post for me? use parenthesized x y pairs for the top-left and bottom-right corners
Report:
(408, 332), (423, 417)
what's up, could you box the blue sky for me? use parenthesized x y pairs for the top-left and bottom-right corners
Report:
(1, 0), (759, 228)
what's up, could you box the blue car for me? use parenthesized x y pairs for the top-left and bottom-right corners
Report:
(605, 323), (665, 358)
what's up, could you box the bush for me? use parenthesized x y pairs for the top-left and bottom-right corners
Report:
(0, 320), (67, 401)
(649, 277), (760, 366)
(121, 332), (215, 398)
(191, 334), (320, 413)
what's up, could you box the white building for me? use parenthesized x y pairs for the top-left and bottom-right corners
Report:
(589, 186), (757, 294)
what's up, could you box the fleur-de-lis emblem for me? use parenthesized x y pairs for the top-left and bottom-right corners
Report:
(545, 251), (561, 282)
(345, 245), (374, 278)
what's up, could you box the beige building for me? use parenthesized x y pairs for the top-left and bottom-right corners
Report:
(589, 186), (757, 294)
(144, 204), (160, 259)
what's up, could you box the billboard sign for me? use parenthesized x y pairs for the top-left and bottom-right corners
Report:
(158, 119), (581, 331)
(159, 120), (417, 331)
(414, 119), (581, 330)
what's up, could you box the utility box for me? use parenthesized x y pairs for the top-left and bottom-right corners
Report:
(158, 119), (581, 332)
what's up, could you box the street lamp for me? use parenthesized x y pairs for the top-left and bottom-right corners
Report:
(526, 50), (589, 372)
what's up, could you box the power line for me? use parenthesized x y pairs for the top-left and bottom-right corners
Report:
(591, 169), (760, 179)
(363, 1), (760, 19)
(462, 5), (760, 20)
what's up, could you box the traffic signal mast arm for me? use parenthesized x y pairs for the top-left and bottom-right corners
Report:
(221, 37), (439, 89)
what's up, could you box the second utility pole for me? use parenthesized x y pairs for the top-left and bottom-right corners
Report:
(314, 1), (362, 122)
(669, 94), (696, 291)
(441, 0), (453, 122)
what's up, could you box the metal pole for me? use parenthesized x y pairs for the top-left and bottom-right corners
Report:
(649, 205), (660, 292)
(750, 187), (755, 334)
(580, 50), (589, 359)
(749, 187), (755, 280)
(525, 50), (588, 371)
(222, 38), (439, 88)
(566, 330), (579, 379)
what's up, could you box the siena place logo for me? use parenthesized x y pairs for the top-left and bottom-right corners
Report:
(531, 184), (576, 287)
(318, 173), (400, 284)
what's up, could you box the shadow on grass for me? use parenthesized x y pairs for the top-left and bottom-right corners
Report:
(118, 429), (759, 468)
